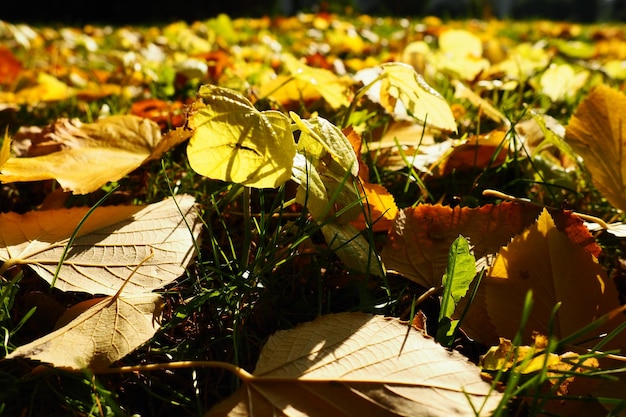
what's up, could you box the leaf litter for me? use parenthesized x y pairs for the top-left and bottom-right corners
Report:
(0, 12), (626, 417)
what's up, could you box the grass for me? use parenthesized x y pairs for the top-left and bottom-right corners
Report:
(1, 12), (626, 417)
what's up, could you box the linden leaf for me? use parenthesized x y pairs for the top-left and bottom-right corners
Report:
(539, 63), (588, 102)
(432, 29), (491, 81)
(206, 312), (503, 417)
(187, 84), (296, 188)
(5, 293), (164, 370)
(291, 112), (359, 177)
(321, 223), (384, 277)
(0, 195), (202, 296)
(0, 115), (190, 194)
(281, 53), (351, 110)
(381, 202), (601, 289)
(350, 182), (398, 232)
(478, 209), (623, 351)
(354, 63), (457, 132)
(437, 129), (510, 176)
(378, 62), (457, 132)
(565, 83), (626, 212)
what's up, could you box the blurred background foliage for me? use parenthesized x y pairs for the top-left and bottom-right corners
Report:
(0, 0), (624, 25)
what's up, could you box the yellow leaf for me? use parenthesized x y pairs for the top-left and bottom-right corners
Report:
(257, 74), (322, 105)
(187, 84), (296, 188)
(206, 313), (502, 417)
(438, 29), (484, 58)
(281, 53), (352, 110)
(371, 62), (457, 132)
(14, 73), (75, 104)
(431, 29), (491, 81)
(0, 115), (189, 194)
(566, 83), (626, 212)
(539, 63), (588, 102)
(0, 131), (10, 167)
(5, 293), (164, 370)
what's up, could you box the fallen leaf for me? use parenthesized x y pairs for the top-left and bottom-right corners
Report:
(437, 129), (510, 176)
(431, 29), (491, 81)
(321, 222), (384, 276)
(354, 63), (457, 132)
(0, 47), (23, 85)
(381, 202), (601, 289)
(539, 63), (588, 102)
(350, 182), (398, 232)
(565, 83), (626, 212)
(470, 209), (623, 351)
(0, 115), (190, 194)
(187, 84), (296, 188)
(281, 53), (352, 110)
(0, 195), (202, 296)
(5, 293), (164, 370)
(206, 312), (503, 417)
(0, 72), (75, 105)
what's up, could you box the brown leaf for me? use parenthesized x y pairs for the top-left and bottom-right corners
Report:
(206, 312), (502, 417)
(5, 293), (164, 370)
(0, 195), (202, 296)
(438, 130), (510, 176)
(566, 83), (626, 212)
(463, 209), (623, 352)
(0, 115), (190, 194)
(381, 202), (601, 289)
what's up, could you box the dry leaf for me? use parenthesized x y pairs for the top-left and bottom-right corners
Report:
(381, 202), (601, 289)
(565, 83), (626, 212)
(0, 195), (202, 296)
(480, 209), (623, 350)
(0, 115), (191, 194)
(438, 129), (510, 176)
(350, 182), (398, 232)
(206, 312), (502, 417)
(5, 293), (164, 370)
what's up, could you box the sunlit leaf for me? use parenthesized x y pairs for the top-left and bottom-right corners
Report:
(0, 195), (202, 296)
(187, 84), (296, 188)
(465, 209), (623, 351)
(355, 62), (457, 132)
(0, 115), (190, 194)
(281, 52), (351, 110)
(5, 293), (164, 370)
(566, 83), (626, 212)
(381, 202), (601, 289)
(206, 312), (502, 417)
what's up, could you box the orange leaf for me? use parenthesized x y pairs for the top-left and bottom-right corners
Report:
(131, 98), (186, 130)
(381, 202), (600, 289)
(0, 47), (23, 85)
(438, 129), (510, 176)
(351, 182), (398, 232)
(477, 209), (624, 351)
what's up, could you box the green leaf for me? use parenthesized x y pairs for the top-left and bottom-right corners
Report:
(437, 235), (476, 345)
(187, 84), (296, 188)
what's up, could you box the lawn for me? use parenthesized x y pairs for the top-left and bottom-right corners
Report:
(0, 11), (626, 417)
